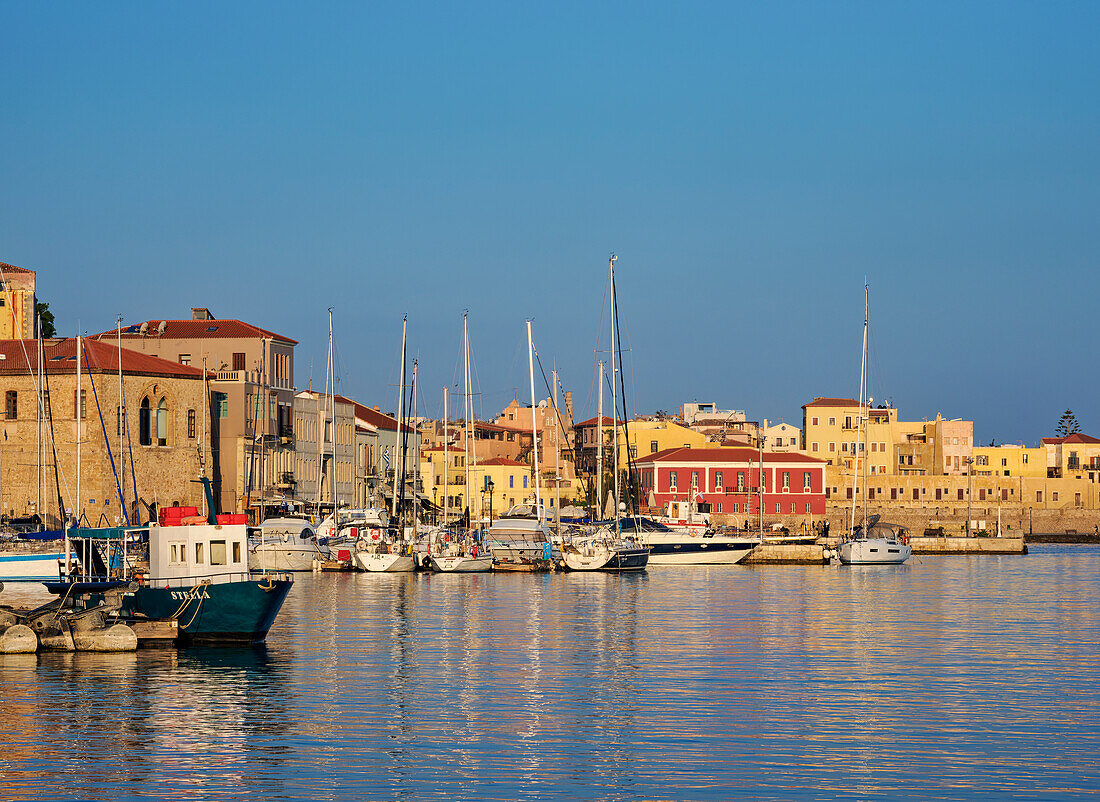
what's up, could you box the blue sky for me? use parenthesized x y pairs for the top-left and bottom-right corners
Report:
(2, 2), (1097, 444)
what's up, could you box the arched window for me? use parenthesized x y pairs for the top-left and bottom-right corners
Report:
(139, 397), (152, 446)
(156, 398), (168, 446)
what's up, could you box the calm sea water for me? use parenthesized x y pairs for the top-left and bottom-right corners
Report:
(1, 545), (1098, 801)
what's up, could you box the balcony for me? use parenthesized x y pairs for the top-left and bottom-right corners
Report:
(276, 471), (296, 489)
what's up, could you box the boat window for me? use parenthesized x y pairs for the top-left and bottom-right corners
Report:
(209, 540), (227, 565)
(195, 542), (204, 563)
(301, 528), (315, 539)
(170, 544), (179, 563)
(232, 541), (242, 562)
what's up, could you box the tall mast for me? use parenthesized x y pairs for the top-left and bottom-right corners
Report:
(443, 387), (449, 526)
(37, 321), (42, 523)
(553, 367), (560, 532)
(463, 314), (471, 526)
(596, 361), (604, 517)
(862, 284), (870, 530)
(391, 315), (407, 520)
(328, 314), (336, 517)
(411, 359), (419, 538)
(116, 316), (126, 522)
(850, 283), (869, 534)
(759, 431), (765, 535)
(70, 333), (80, 574)
(609, 255), (620, 536)
(201, 355), (208, 519)
(527, 320), (541, 516)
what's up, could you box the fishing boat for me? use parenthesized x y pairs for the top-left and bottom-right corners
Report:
(838, 284), (911, 566)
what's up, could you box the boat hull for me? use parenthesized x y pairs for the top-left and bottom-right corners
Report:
(354, 551), (416, 572)
(430, 555), (493, 573)
(0, 551), (70, 580)
(838, 538), (911, 565)
(561, 544), (649, 572)
(248, 543), (323, 572)
(642, 537), (755, 565)
(121, 576), (293, 644)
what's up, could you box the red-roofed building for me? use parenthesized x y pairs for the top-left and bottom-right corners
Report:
(633, 447), (827, 521)
(1042, 433), (1100, 479)
(0, 337), (209, 523)
(94, 308), (298, 515)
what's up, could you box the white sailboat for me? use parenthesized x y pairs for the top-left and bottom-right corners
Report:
(838, 284), (911, 566)
(561, 256), (649, 572)
(355, 316), (416, 572)
(432, 316), (494, 573)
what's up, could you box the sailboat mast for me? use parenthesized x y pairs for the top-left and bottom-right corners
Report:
(116, 316), (126, 522)
(862, 284), (870, 530)
(37, 322), (42, 524)
(391, 316), (407, 521)
(850, 283), (869, 535)
(201, 355), (208, 518)
(69, 333), (80, 574)
(443, 387), (448, 526)
(328, 313), (336, 518)
(553, 368), (560, 532)
(596, 361), (604, 518)
(609, 255), (620, 536)
(463, 314), (471, 526)
(411, 359), (418, 538)
(527, 320), (541, 516)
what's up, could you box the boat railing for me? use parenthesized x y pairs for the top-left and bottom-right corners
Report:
(148, 571), (291, 588)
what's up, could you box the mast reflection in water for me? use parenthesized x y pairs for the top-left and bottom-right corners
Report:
(1, 545), (1099, 800)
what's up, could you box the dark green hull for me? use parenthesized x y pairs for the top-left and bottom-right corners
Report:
(121, 577), (293, 644)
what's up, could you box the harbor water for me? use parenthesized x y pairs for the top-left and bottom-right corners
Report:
(1, 544), (1098, 801)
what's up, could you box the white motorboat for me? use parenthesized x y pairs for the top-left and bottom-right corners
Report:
(249, 517), (329, 572)
(0, 547), (73, 580)
(484, 507), (554, 566)
(615, 517), (755, 565)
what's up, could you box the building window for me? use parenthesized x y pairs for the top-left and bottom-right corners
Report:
(179, 354), (191, 366)
(829, 442), (835, 452)
(670, 472), (678, 489)
(774, 503), (781, 514)
(805, 503), (811, 513)
(782, 472), (790, 489)
(715, 472), (723, 489)
(804, 472), (812, 489)
(509, 475), (514, 488)
(691, 471), (699, 488)
(1052, 492), (1059, 502)
(716, 503), (723, 513)
(812, 442), (818, 452)
(232, 352), (246, 371)
(1022, 454), (1029, 464)
(139, 397), (152, 446)
(4, 390), (16, 420)
(650, 440), (658, 453)
(187, 409), (197, 439)
(790, 503), (796, 514)
(523, 475), (528, 489)
(828, 417), (835, 426)
(736, 472), (745, 492)
(215, 392), (228, 419)
(812, 417), (818, 426)
(1036, 491), (1043, 502)
(74, 389), (87, 420)
(156, 399), (169, 446)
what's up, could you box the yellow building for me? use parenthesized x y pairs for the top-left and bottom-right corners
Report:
(619, 418), (707, 460)
(971, 445), (1045, 478)
(0, 262), (36, 340)
(802, 398), (973, 477)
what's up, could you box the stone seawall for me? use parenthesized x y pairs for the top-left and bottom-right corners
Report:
(714, 506), (1100, 537)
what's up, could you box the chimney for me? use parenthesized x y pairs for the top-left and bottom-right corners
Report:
(565, 391), (574, 426)
(191, 307), (214, 321)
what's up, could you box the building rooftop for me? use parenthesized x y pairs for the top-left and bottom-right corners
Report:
(1042, 433), (1100, 445)
(802, 397), (861, 408)
(95, 319), (298, 345)
(634, 447), (826, 465)
(0, 261), (35, 275)
(0, 338), (206, 379)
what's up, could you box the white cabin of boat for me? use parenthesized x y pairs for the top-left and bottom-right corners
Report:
(149, 523), (250, 585)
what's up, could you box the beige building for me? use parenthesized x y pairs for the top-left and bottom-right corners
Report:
(0, 262), (36, 340)
(802, 398), (973, 478)
(0, 338), (207, 525)
(762, 421), (802, 451)
(94, 309), (297, 515)
(971, 444), (1046, 478)
(292, 391), (356, 512)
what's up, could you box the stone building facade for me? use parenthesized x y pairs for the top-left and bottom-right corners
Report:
(0, 262), (37, 340)
(0, 338), (207, 525)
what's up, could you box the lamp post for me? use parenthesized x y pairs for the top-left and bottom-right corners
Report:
(487, 478), (495, 525)
(965, 456), (973, 537)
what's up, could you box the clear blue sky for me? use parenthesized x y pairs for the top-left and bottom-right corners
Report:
(2, 2), (1097, 444)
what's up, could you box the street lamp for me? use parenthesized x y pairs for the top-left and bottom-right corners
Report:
(486, 478), (495, 525)
(966, 456), (973, 537)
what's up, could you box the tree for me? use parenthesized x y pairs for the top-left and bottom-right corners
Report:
(34, 300), (56, 338)
(1056, 409), (1081, 438)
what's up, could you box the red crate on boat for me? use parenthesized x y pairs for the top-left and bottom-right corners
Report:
(216, 514), (248, 525)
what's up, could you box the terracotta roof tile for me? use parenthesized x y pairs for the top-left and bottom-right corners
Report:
(802, 397), (861, 408)
(0, 338), (206, 379)
(94, 319), (297, 345)
(634, 447), (825, 465)
(0, 261), (34, 275)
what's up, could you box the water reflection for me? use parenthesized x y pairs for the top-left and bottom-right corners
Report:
(2, 546), (1099, 800)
